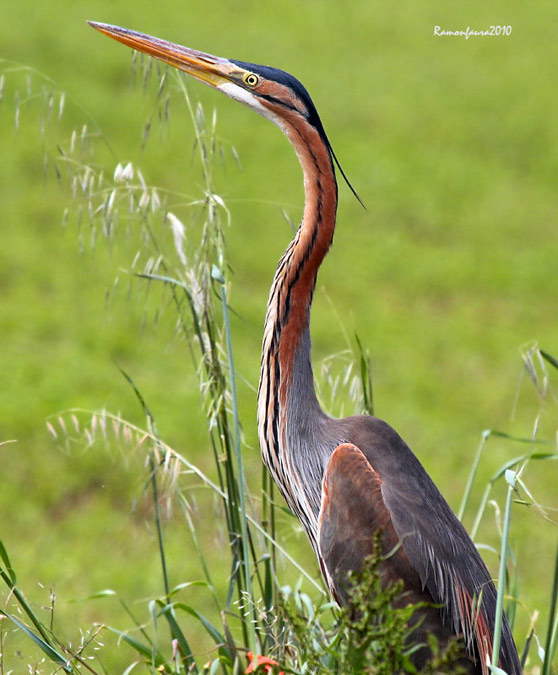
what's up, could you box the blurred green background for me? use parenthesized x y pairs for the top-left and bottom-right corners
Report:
(1, 0), (557, 671)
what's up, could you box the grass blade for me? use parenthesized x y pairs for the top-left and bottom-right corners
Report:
(156, 601), (200, 666)
(542, 538), (558, 675)
(105, 625), (169, 669)
(491, 470), (515, 670)
(354, 332), (374, 416)
(214, 265), (257, 652)
(0, 609), (72, 672)
(458, 429), (490, 521)
(540, 349), (558, 371)
(0, 539), (16, 583)
(170, 601), (232, 660)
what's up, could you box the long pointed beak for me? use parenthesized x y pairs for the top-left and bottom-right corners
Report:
(88, 22), (234, 88)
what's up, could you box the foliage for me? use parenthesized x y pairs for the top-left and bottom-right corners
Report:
(275, 542), (468, 675)
(2, 25), (558, 674)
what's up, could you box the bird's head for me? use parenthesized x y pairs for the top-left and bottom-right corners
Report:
(88, 23), (326, 140)
(88, 22), (363, 206)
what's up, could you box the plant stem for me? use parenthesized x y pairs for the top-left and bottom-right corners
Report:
(458, 429), (490, 521)
(542, 538), (558, 675)
(492, 473), (514, 669)
(217, 266), (258, 653)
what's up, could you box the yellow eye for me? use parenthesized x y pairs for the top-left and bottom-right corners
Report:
(244, 73), (259, 88)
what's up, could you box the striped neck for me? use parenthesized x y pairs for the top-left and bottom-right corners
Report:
(257, 116), (338, 528)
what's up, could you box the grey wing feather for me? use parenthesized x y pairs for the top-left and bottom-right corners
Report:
(336, 414), (522, 675)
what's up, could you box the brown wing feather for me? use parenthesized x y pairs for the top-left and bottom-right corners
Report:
(325, 417), (522, 674)
(317, 443), (477, 671)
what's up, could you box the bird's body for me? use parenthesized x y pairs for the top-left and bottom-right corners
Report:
(90, 22), (522, 673)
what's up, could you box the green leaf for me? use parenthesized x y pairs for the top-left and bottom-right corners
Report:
(105, 625), (169, 668)
(171, 601), (232, 660)
(169, 580), (208, 596)
(542, 539), (558, 675)
(540, 349), (558, 370)
(0, 538), (16, 584)
(263, 552), (273, 612)
(155, 601), (198, 672)
(209, 658), (221, 675)
(72, 588), (117, 601)
(0, 610), (72, 672)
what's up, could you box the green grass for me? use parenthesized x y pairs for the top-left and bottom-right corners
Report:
(1, 0), (557, 671)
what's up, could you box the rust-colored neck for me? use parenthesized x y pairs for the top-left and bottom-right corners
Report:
(257, 107), (338, 539)
(275, 115), (338, 384)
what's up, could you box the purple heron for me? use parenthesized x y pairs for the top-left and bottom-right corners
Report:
(89, 22), (521, 673)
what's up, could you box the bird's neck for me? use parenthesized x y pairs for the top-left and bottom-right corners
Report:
(258, 120), (338, 510)
(275, 124), (338, 402)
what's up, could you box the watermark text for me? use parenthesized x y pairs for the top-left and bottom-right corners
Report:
(434, 25), (512, 39)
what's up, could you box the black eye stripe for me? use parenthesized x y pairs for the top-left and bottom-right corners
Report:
(258, 93), (304, 117)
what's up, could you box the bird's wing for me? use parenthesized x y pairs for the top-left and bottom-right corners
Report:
(317, 432), (520, 675)
(317, 442), (465, 668)
(317, 442), (407, 604)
